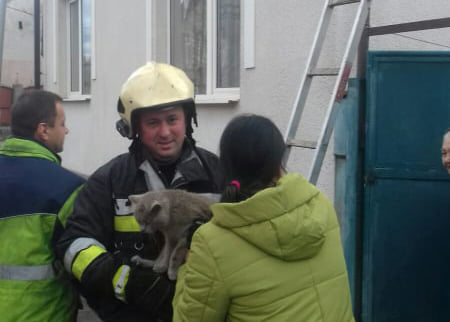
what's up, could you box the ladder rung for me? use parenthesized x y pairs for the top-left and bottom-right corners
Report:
(287, 139), (317, 149)
(308, 68), (339, 76)
(283, 0), (370, 184)
(329, 0), (361, 8)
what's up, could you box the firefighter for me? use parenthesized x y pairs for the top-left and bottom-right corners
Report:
(57, 62), (222, 321)
(0, 90), (85, 321)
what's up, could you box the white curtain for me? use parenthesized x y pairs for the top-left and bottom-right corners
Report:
(170, 0), (240, 94)
(170, 0), (207, 94)
(217, 0), (240, 88)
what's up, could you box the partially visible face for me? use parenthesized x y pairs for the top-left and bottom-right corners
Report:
(138, 106), (186, 162)
(45, 102), (68, 154)
(441, 132), (450, 174)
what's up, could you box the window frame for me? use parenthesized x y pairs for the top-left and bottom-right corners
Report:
(167, 0), (240, 104)
(66, 0), (93, 99)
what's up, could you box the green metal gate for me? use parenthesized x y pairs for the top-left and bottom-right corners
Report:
(363, 51), (450, 321)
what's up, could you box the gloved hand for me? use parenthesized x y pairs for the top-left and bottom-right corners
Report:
(124, 265), (175, 318)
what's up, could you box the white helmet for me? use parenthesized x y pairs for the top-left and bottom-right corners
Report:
(116, 61), (196, 139)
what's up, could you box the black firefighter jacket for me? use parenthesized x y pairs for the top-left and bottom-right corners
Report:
(56, 140), (222, 322)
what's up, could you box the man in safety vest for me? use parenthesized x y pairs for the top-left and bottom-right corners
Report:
(57, 62), (222, 321)
(0, 90), (85, 321)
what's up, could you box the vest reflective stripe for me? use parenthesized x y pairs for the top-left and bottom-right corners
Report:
(0, 263), (55, 281)
(114, 215), (140, 232)
(64, 237), (106, 280)
(113, 264), (130, 302)
(114, 198), (134, 215)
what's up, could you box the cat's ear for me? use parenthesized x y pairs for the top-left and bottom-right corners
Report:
(149, 201), (162, 216)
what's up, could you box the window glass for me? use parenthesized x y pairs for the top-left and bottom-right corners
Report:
(69, 0), (90, 95)
(81, 0), (91, 94)
(69, 1), (79, 92)
(217, 0), (240, 88)
(170, 0), (207, 94)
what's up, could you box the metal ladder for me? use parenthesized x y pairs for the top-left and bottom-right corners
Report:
(283, 0), (370, 184)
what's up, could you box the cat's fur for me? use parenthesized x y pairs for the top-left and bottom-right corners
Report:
(128, 190), (214, 280)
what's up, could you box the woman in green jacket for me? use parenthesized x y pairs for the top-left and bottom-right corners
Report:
(173, 114), (354, 322)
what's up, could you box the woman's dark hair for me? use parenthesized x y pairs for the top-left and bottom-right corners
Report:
(11, 89), (62, 138)
(219, 114), (286, 202)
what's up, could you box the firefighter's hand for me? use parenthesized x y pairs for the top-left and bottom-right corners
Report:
(123, 265), (175, 318)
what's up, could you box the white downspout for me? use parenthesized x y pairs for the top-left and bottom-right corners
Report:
(0, 0), (7, 84)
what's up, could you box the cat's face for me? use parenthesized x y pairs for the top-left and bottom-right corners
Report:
(129, 192), (170, 233)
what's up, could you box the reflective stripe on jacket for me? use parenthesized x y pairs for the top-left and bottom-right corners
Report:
(0, 138), (85, 322)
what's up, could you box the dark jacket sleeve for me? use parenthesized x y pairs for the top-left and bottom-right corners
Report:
(56, 161), (119, 297)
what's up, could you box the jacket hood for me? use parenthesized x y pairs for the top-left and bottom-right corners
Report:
(211, 174), (327, 261)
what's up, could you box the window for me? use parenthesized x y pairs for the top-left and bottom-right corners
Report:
(169, 0), (240, 103)
(68, 0), (91, 96)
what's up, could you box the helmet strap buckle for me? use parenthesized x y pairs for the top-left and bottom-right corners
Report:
(116, 119), (132, 138)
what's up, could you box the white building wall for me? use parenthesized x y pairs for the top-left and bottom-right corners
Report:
(43, 0), (148, 173)
(42, 0), (450, 200)
(370, 0), (450, 51)
(1, 0), (35, 87)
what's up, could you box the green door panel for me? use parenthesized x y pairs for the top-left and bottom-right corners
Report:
(364, 51), (450, 322)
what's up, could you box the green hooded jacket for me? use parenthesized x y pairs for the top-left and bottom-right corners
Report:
(173, 173), (354, 322)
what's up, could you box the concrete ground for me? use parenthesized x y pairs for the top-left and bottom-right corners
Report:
(77, 297), (101, 322)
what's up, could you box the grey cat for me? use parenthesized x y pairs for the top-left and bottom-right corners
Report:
(128, 190), (214, 280)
